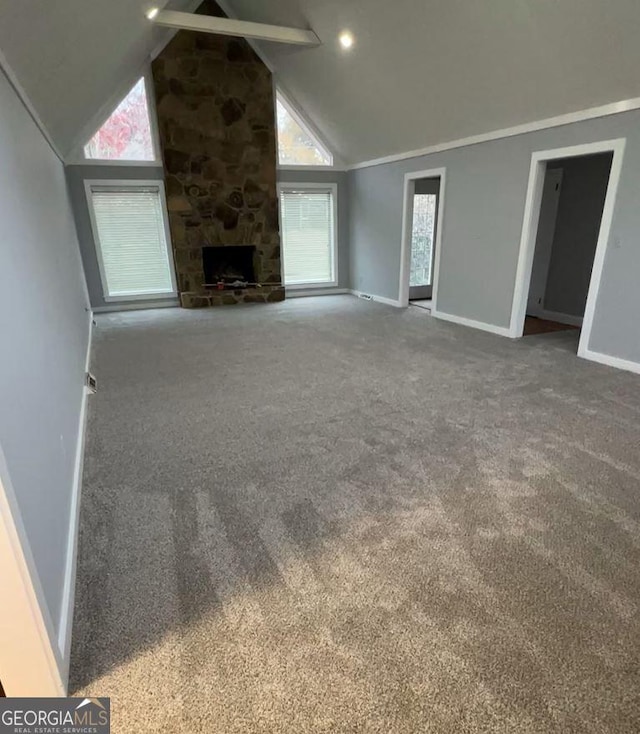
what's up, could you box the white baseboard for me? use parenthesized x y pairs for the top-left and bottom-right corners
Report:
(349, 289), (403, 307)
(432, 309), (513, 337)
(93, 299), (179, 313)
(57, 311), (93, 685)
(527, 307), (583, 327)
(579, 347), (640, 375)
(286, 287), (349, 298)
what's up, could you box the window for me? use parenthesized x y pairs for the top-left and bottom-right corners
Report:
(410, 194), (437, 287)
(84, 77), (155, 162)
(86, 182), (175, 300)
(276, 93), (333, 167)
(279, 184), (337, 287)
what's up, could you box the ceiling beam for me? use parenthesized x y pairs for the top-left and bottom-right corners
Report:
(153, 11), (320, 46)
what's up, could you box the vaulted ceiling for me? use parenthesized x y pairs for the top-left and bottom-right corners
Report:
(225, 0), (640, 164)
(1, 0), (640, 164)
(0, 0), (194, 158)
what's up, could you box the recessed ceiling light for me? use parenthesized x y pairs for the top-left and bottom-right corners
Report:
(146, 7), (159, 20)
(339, 31), (354, 50)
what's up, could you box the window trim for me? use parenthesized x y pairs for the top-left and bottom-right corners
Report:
(84, 179), (177, 302)
(74, 70), (162, 166)
(275, 90), (334, 168)
(277, 181), (339, 290)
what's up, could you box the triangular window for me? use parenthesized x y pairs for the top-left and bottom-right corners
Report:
(84, 77), (155, 162)
(276, 92), (333, 167)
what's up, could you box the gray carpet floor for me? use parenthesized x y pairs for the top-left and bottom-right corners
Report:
(70, 296), (640, 733)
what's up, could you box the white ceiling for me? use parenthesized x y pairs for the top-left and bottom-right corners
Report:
(1, 0), (640, 163)
(0, 0), (193, 158)
(226, 0), (640, 164)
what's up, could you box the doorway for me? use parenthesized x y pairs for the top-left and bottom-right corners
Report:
(510, 139), (625, 358)
(399, 168), (446, 308)
(409, 178), (439, 302)
(524, 152), (614, 337)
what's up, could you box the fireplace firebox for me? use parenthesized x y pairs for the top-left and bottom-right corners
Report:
(202, 245), (256, 288)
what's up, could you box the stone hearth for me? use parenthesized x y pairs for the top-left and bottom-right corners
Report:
(151, 0), (284, 308)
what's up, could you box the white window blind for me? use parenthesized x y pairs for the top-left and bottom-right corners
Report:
(280, 187), (336, 286)
(89, 185), (175, 298)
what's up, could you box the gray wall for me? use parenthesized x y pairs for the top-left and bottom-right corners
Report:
(0, 69), (90, 638)
(348, 109), (640, 364)
(68, 166), (349, 305)
(65, 164), (174, 309)
(278, 169), (350, 290)
(544, 153), (612, 317)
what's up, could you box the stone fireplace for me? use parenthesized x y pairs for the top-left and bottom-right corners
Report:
(151, 0), (284, 308)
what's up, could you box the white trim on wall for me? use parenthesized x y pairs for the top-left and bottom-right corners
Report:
(349, 290), (403, 308)
(398, 167), (447, 310)
(509, 139), (627, 366)
(72, 159), (163, 169)
(83, 178), (178, 303)
(430, 310), (513, 338)
(278, 180), (339, 289)
(578, 348), (640, 376)
(0, 53), (63, 162)
(576, 142), (626, 362)
(57, 311), (93, 679)
(286, 287), (349, 298)
(93, 299), (180, 313)
(348, 98), (640, 171)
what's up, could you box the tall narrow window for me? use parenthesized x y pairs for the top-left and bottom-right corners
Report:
(410, 194), (437, 288)
(276, 93), (333, 166)
(279, 185), (337, 287)
(87, 183), (175, 299)
(84, 78), (155, 161)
